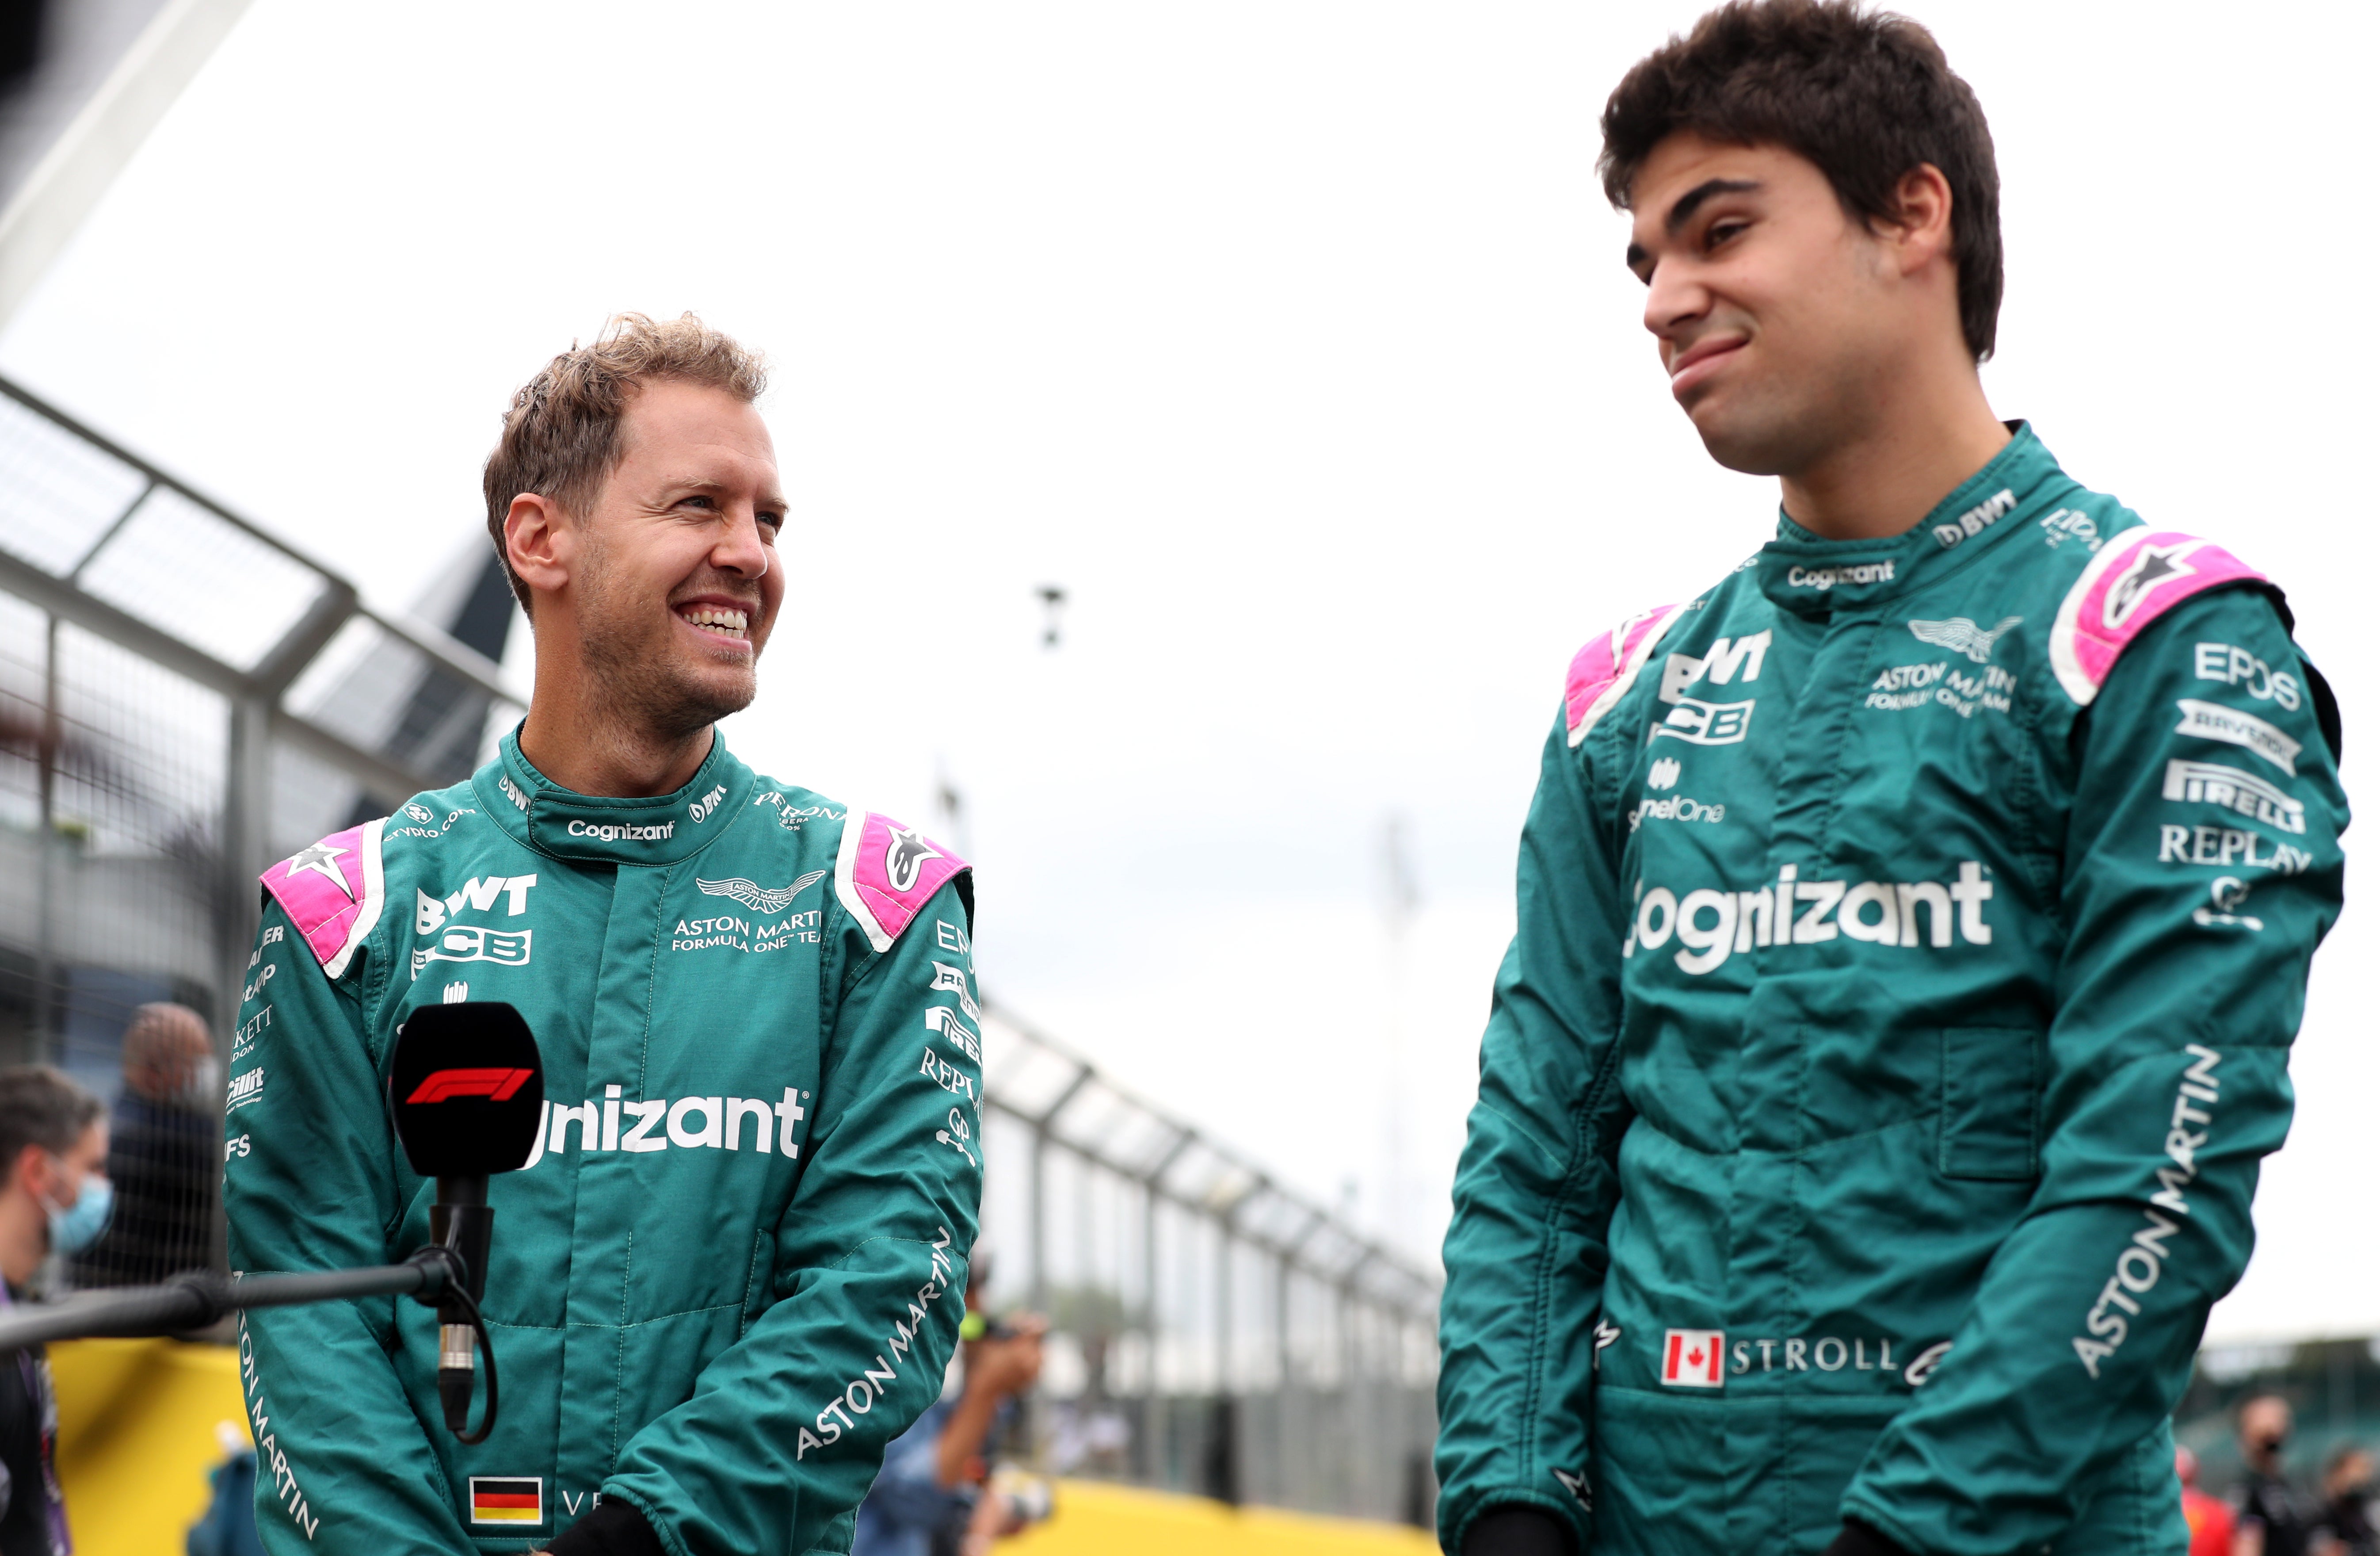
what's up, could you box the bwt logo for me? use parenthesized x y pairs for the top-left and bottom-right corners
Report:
(417, 875), (536, 934)
(688, 785), (727, 824)
(406, 1067), (535, 1104)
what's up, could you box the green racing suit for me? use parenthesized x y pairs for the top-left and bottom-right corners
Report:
(1434, 425), (2348, 1555)
(224, 729), (985, 1556)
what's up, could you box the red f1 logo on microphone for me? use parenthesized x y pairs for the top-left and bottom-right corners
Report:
(407, 1067), (535, 1104)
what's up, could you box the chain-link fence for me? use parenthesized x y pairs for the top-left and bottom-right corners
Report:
(0, 372), (521, 1285)
(0, 371), (1442, 1521)
(977, 1007), (1439, 1524)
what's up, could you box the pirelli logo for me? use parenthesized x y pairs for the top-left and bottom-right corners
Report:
(469, 1477), (543, 1525)
(2162, 759), (2305, 835)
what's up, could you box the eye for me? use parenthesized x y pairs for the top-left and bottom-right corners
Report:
(1705, 218), (1749, 251)
(681, 494), (717, 511)
(757, 511), (785, 537)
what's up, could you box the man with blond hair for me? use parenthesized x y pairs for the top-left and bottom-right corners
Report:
(226, 314), (985, 1556)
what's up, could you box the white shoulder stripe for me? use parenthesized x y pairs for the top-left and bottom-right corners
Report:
(321, 816), (386, 979)
(833, 810), (894, 954)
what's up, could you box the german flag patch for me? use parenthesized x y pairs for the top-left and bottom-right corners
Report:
(469, 1478), (544, 1525)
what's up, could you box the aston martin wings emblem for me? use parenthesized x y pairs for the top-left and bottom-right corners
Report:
(696, 871), (828, 913)
(1907, 615), (2022, 665)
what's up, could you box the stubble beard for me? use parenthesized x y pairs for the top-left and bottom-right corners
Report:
(575, 530), (759, 749)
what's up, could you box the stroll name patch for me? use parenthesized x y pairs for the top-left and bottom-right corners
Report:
(1661, 1328), (1725, 1388)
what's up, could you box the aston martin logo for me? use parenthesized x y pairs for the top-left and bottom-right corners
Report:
(695, 872), (827, 913)
(1907, 615), (2022, 665)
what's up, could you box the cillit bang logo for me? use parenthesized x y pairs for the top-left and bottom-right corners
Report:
(1662, 1328), (1724, 1388)
(407, 1067), (536, 1104)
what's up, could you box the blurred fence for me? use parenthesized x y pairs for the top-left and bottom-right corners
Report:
(976, 1005), (1439, 1525)
(0, 371), (521, 1275)
(0, 371), (1442, 1521)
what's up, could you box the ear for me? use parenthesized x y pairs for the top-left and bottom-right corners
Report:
(503, 493), (576, 603)
(1881, 161), (1956, 278)
(5, 1143), (48, 1199)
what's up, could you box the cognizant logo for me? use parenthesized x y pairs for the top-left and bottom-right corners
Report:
(567, 819), (675, 843)
(1625, 861), (1995, 975)
(1786, 561), (1894, 590)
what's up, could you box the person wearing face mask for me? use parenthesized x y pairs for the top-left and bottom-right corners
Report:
(2312, 1445), (2378, 1556)
(2236, 1395), (2318, 1556)
(0, 1064), (109, 1556)
(67, 1003), (219, 1289)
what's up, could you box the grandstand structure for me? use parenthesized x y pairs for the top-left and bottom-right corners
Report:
(0, 372), (1440, 1524)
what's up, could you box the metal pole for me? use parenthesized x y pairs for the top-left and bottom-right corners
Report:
(1142, 1179), (1164, 1487)
(1029, 1128), (1048, 1314)
(1274, 1254), (1295, 1510)
(220, 696), (272, 1033)
(33, 615), (58, 1065)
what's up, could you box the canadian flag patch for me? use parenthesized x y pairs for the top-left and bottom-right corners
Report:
(1661, 1328), (1725, 1388)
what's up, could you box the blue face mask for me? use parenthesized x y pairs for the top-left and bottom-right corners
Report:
(43, 1174), (112, 1255)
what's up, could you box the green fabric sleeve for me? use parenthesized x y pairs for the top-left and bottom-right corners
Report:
(1842, 586), (2347, 1552)
(1436, 711), (1634, 1555)
(224, 902), (474, 1554)
(603, 877), (984, 1556)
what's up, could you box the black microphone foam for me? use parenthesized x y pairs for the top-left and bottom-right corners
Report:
(388, 1002), (545, 1178)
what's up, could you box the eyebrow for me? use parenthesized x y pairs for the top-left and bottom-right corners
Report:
(1625, 177), (1764, 270)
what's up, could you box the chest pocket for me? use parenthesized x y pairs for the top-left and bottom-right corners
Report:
(1939, 1026), (2042, 1180)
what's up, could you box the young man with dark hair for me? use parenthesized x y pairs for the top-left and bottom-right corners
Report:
(1434, 4), (2348, 1554)
(226, 314), (984, 1556)
(0, 1065), (107, 1556)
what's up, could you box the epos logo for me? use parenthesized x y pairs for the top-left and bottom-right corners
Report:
(1662, 1329), (1725, 1388)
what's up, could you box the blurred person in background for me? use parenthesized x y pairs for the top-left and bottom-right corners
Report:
(2235, 1396), (2316, 1556)
(0, 1065), (108, 1556)
(68, 1002), (217, 1287)
(225, 314), (982, 1556)
(2310, 1444), (2377, 1556)
(2179, 1446), (2234, 1556)
(854, 1262), (1047, 1556)
(1432, 2), (2348, 1554)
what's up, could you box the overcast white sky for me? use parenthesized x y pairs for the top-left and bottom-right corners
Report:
(2, 1), (2371, 1341)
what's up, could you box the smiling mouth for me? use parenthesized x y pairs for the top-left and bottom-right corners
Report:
(676, 604), (751, 641)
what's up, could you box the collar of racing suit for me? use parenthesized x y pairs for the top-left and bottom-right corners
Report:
(474, 726), (759, 865)
(1756, 421), (2078, 617)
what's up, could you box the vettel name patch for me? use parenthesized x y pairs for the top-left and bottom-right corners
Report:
(469, 1477), (543, 1525)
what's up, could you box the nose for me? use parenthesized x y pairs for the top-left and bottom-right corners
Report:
(711, 507), (771, 581)
(1642, 257), (1709, 346)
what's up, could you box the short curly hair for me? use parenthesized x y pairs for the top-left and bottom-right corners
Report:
(1599, 0), (2003, 360)
(482, 313), (769, 613)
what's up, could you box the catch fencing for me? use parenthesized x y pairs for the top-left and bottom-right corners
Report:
(976, 1005), (1439, 1524)
(0, 371), (1441, 1522)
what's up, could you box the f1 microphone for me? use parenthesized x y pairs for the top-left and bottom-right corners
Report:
(388, 1001), (543, 1443)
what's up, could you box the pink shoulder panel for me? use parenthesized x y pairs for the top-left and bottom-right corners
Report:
(1566, 604), (1689, 748)
(2050, 530), (2267, 706)
(259, 818), (387, 979)
(833, 811), (970, 955)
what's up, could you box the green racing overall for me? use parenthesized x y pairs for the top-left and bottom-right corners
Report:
(1434, 425), (2348, 1555)
(224, 730), (985, 1556)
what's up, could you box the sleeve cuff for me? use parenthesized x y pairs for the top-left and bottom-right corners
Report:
(1824, 1518), (1914, 1556)
(1465, 1506), (1576, 1556)
(544, 1500), (664, 1556)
